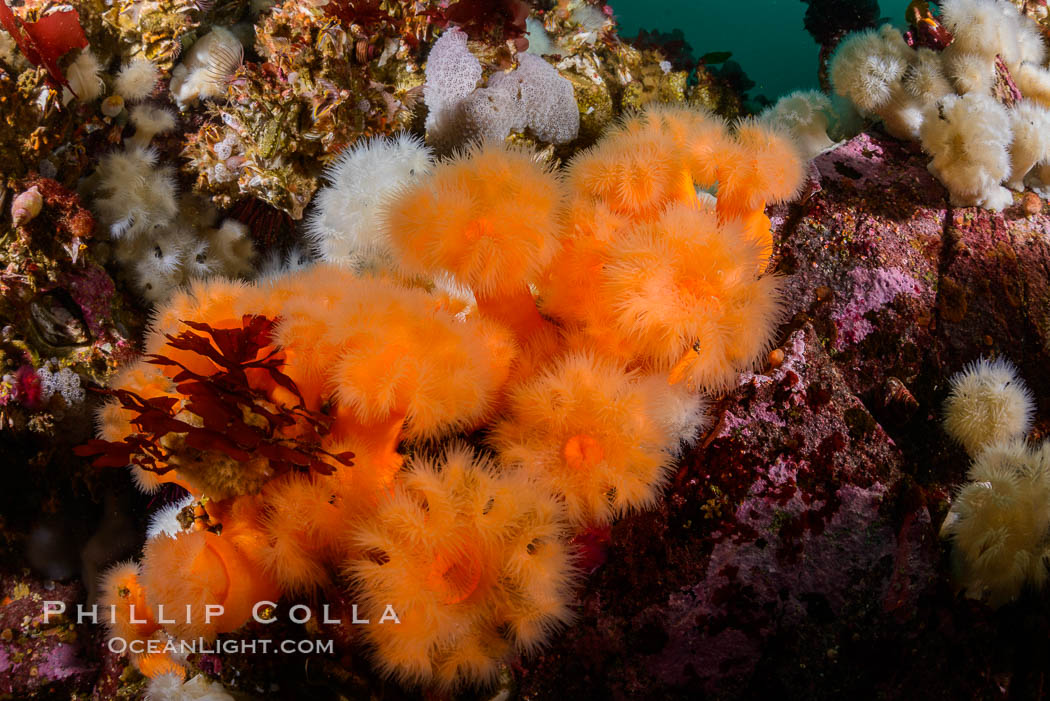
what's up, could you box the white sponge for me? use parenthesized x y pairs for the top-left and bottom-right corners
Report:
(488, 53), (580, 144)
(423, 27), (483, 138)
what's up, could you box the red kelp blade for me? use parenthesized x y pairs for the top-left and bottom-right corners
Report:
(436, 0), (530, 47)
(73, 439), (135, 467)
(0, 3), (88, 90)
(324, 0), (389, 28)
(77, 315), (354, 480)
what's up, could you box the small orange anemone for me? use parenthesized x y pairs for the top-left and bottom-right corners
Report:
(145, 278), (256, 378)
(346, 444), (577, 690)
(133, 649), (186, 680)
(491, 351), (678, 525)
(566, 105), (731, 221)
(538, 198), (628, 333)
(96, 360), (188, 494)
(566, 116), (683, 219)
(386, 143), (562, 298)
(601, 203), (784, 391)
(542, 106), (789, 388)
(97, 561), (160, 642)
(716, 118), (806, 218)
(715, 118), (806, 259)
(642, 104), (733, 190)
(385, 143), (561, 342)
(204, 494), (272, 572)
(325, 282), (514, 442)
(96, 360), (178, 442)
(141, 530), (276, 641)
(257, 471), (344, 594)
(270, 273), (373, 412)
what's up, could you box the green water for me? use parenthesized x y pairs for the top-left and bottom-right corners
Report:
(612, 0), (913, 100)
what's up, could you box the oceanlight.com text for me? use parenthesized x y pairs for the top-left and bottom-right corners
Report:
(107, 636), (336, 656)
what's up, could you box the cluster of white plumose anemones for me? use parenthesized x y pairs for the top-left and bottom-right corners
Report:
(940, 357), (1049, 607)
(761, 0), (1050, 210)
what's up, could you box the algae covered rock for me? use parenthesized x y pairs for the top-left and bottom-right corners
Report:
(181, 0), (437, 218)
(517, 131), (1050, 700)
(0, 572), (98, 697)
(0, 175), (138, 437)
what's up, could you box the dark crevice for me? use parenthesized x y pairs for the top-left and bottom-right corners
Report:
(930, 200), (957, 334)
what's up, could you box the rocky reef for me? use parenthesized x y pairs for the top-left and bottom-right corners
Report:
(518, 131), (1050, 700)
(0, 175), (139, 435)
(2, 0), (1050, 699)
(2, 121), (1047, 701)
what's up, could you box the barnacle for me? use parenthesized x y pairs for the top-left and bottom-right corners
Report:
(180, 0), (431, 218)
(100, 0), (201, 70)
(169, 27), (243, 105)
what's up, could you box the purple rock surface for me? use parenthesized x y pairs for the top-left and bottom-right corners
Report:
(518, 131), (1050, 700)
(0, 573), (97, 696)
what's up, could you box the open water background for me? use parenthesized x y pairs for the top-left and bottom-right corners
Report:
(611, 0), (914, 101)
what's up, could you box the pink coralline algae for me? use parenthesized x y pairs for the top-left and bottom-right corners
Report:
(650, 482), (890, 690)
(722, 332), (809, 432)
(62, 265), (119, 341)
(33, 643), (94, 682)
(516, 128), (1049, 701)
(0, 575), (96, 696)
(721, 402), (787, 432)
(517, 313), (927, 698)
(812, 132), (886, 186)
(832, 267), (923, 348)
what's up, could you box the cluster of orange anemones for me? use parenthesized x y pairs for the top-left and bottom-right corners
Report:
(94, 106), (803, 690)
(95, 266), (516, 680)
(540, 106), (802, 390)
